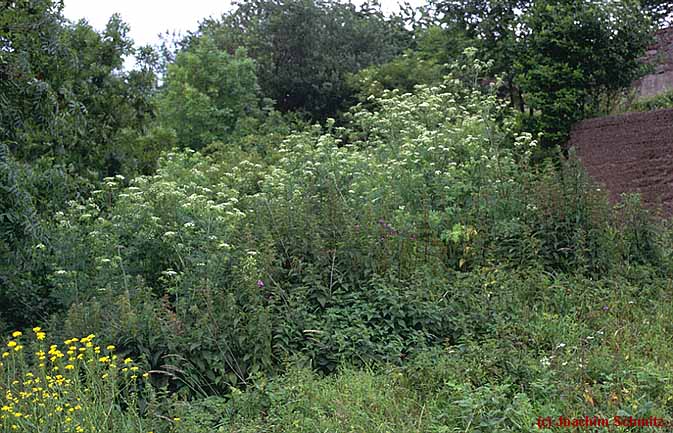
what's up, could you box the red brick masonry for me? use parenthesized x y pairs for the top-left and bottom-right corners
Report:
(567, 108), (673, 216)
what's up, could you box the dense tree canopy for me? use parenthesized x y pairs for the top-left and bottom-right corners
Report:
(0, 0), (157, 174)
(182, 0), (411, 120)
(157, 37), (260, 150)
(417, 0), (653, 147)
(515, 0), (652, 146)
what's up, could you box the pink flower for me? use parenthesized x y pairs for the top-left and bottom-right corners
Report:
(257, 279), (265, 288)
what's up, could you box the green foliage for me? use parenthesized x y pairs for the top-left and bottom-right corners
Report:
(8, 59), (664, 402)
(0, 145), (50, 331)
(0, 0), (158, 175)
(46, 153), (272, 394)
(3, 5), (673, 426)
(0, 0), (65, 154)
(116, 125), (178, 175)
(346, 24), (493, 101)
(421, 0), (654, 147)
(428, 0), (527, 78)
(629, 89), (673, 112)
(415, 25), (476, 67)
(523, 155), (616, 273)
(346, 50), (448, 102)
(186, 0), (411, 120)
(173, 268), (673, 432)
(157, 38), (260, 150)
(11, 65), (522, 392)
(515, 0), (653, 146)
(0, 145), (39, 254)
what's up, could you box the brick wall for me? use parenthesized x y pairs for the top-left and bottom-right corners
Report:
(567, 108), (673, 215)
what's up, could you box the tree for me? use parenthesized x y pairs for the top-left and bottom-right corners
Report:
(426, 0), (531, 107)
(346, 50), (447, 101)
(515, 0), (653, 147)
(156, 37), (260, 150)
(184, 0), (411, 121)
(420, 0), (654, 148)
(1, 0), (67, 158)
(0, 0), (158, 175)
(0, 144), (38, 255)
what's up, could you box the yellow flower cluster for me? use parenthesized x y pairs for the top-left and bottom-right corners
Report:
(0, 328), (150, 432)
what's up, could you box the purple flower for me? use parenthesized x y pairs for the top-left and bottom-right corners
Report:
(602, 305), (609, 311)
(257, 279), (265, 288)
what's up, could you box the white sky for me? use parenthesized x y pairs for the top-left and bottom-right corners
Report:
(63, 1), (423, 52)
